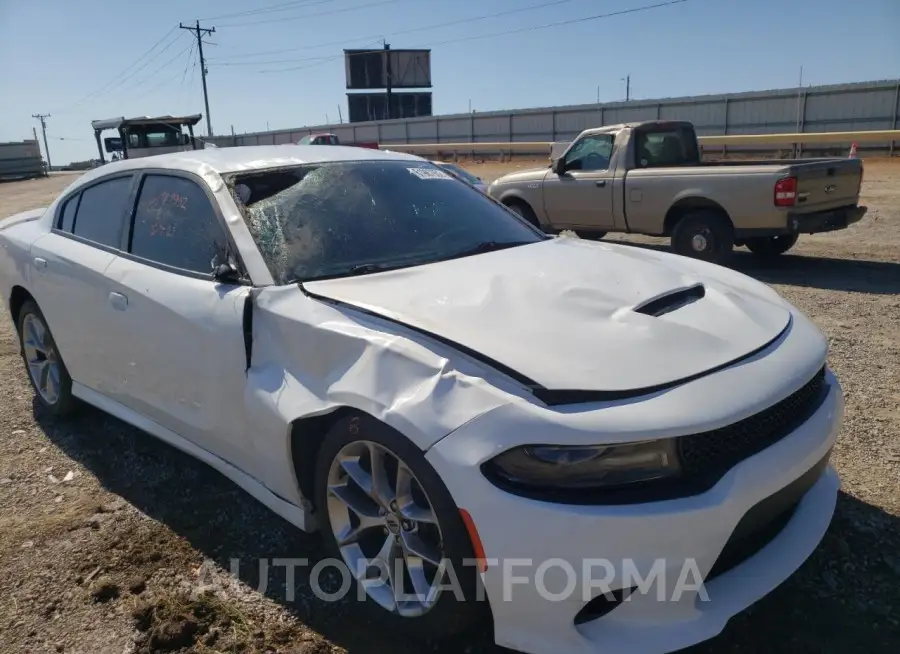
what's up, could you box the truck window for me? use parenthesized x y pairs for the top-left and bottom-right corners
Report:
(564, 134), (614, 172)
(633, 126), (699, 168)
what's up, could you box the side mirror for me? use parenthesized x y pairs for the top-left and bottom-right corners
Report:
(213, 261), (242, 284)
(551, 157), (566, 175)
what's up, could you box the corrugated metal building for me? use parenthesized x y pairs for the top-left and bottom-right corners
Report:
(208, 79), (900, 155)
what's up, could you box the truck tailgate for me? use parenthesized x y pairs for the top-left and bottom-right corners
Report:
(791, 159), (862, 212)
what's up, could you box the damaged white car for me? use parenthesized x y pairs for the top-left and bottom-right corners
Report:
(0, 145), (843, 654)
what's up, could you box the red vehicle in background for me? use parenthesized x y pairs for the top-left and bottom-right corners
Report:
(296, 133), (379, 149)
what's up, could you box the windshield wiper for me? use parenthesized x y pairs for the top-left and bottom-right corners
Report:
(348, 263), (403, 276)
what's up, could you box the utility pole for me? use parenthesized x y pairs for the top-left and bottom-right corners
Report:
(622, 75), (631, 101)
(384, 41), (393, 120)
(180, 20), (216, 136)
(32, 113), (51, 169)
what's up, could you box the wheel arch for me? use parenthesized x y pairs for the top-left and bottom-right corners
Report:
(287, 405), (435, 514)
(289, 406), (358, 514)
(8, 285), (36, 333)
(663, 197), (732, 236)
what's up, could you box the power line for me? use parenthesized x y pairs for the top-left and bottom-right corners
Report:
(200, 0), (335, 21)
(55, 27), (180, 112)
(216, 0), (402, 28)
(178, 41), (197, 89)
(248, 0), (688, 74)
(116, 43), (194, 97)
(180, 21), (217, 136)
(209, 0), (585, 64)
(186, 55), (199, 108)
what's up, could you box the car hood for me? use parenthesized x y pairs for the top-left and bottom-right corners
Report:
(490, 167), (549, 185)
(303, 238), (791, 393)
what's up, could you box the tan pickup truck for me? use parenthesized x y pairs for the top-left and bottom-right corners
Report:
(487, 120), (867, 263)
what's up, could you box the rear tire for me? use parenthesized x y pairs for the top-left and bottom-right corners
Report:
(670, 211), (734, 265)
(17, 300), (77, 417)
(314, 413), (486, 641)
(504, 199), (540, 228)
(745, 233), (798, 258)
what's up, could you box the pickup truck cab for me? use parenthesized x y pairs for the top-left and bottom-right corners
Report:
(488, 121), (867, 263)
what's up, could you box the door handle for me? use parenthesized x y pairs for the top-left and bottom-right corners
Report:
(595, 180), (607, 187)
(109, 292), (128, 311)
(33, 257), (47, 269)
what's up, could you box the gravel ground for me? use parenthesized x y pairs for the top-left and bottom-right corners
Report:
(0, 161), (898, 654)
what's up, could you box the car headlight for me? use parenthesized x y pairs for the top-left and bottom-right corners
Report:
(486, 441), (681, 490)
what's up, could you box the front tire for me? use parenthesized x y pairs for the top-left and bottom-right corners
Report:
(745, 233), (798, 258)
(670, 211), (734, 265)
(314, 413), (485, 640)
(504, 199), (540, 228)
(17, 300), (77, 417)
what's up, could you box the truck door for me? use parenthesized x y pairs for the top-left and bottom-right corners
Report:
(542, 133), (616, 231)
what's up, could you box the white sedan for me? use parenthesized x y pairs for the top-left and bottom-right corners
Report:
(0, 145), (842, 654)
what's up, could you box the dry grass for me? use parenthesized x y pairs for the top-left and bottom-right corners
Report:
(0, 160), (898, 653)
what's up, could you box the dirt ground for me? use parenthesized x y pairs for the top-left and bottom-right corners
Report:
(1, 160), (899, 654)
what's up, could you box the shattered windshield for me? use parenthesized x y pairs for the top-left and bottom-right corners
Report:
(232, 160), (544, 284)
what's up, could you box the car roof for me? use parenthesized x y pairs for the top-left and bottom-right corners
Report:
(76, 144), (424, 186)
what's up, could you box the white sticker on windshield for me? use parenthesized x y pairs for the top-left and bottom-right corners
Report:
(408, 167), (453, 180)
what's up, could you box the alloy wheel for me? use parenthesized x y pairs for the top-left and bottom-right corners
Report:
(21, 313), (61, 405)
(326, 440), (447, 617)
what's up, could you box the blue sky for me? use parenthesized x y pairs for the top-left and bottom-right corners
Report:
(2, 0), (898, 164)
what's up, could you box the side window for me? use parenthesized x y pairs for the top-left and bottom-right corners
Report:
(72, 176), (133, 247)
(57, 194), (80, 232)
(564, 135), (614, 172)
(130, 174), (229, 275)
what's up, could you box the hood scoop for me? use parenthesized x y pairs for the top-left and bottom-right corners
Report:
(633, 283), (706, 317)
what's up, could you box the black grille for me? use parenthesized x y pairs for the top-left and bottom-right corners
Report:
(678, 366), (827, 482)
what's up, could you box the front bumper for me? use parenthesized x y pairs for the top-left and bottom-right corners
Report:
(427, 371), (843, 654)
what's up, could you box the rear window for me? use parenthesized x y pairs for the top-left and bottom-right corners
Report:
(633, 126), (699, 168)
(72, 176), (133, 247)
(232, 160), (544, 284)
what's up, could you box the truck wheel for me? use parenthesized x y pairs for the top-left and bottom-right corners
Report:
(671, 211), (734, 265)
(745, 233), (798, 258)
(504, 199), (540, 228)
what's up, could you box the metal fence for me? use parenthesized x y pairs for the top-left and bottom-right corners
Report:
(208, 79), (900, 156)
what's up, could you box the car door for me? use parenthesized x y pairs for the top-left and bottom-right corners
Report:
(542, 133), (616, 230)
(102, 171), (258, 470)
(28, 174), (137, 395)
